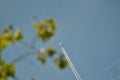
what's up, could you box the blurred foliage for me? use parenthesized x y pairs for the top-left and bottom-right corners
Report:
(32, 77), (36, 80)
(0, 18), (68, 80)
(54, 54), (68, 69)
(36, 47), (56, 64)
(32, 18), (56, 42)
(0, 25), (23, 51)
(37, 53), (46, 64)
(0, 60), (15, 80)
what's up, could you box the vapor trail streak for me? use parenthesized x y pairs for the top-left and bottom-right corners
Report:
(59, 43), (82, 80)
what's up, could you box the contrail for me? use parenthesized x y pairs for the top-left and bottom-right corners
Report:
(59, 42), (82, 80)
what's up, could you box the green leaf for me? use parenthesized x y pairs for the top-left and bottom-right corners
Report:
(32, 18), (56, 42)
(32, 77), (36, 80)
(7, 63), (15, 77)
(54, 54), (68, 69)
(37, 54), (46, 64)
(8, 24), (13, 30)
(13, 29), (23, 42)
(47, 47), (56, 57)
(0, 64), (7, 79)
(0, 26), (23, 51)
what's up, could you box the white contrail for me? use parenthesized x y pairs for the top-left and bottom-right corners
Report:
(59, 42), (82, 80)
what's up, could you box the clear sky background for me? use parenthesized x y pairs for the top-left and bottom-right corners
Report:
(0, 0), (120, 80)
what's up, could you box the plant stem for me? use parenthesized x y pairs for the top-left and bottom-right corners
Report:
(11, 37), (39, 63)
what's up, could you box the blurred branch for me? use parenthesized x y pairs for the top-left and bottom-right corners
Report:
(11, 37), (39, 63)
(20, 41), (40, 54)
(12, 50), (32, 63)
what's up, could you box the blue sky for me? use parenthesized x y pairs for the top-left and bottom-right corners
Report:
(0, 0), (120, 80)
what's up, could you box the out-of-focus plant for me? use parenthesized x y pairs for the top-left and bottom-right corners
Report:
(0, 18), (68, 80)
(32, 18), (56, 42)
(0, 25), (23, 51)
(54, 54), (68, 69)
(0, 60), (15, 80)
